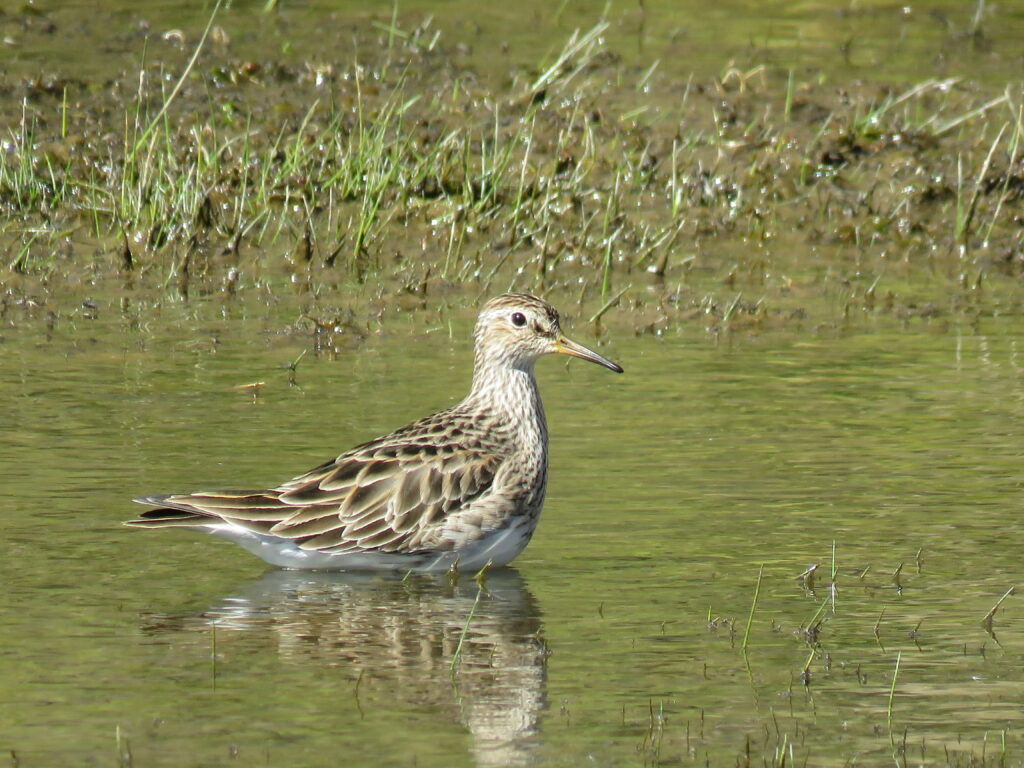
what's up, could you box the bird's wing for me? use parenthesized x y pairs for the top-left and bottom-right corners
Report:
(270, 438), (503, 553)
(130, 433), (504, 555)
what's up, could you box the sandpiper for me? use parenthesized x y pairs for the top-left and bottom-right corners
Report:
(127, 293), (622, 572)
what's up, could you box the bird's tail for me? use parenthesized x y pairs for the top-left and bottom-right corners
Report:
(124, 496), (210, 528)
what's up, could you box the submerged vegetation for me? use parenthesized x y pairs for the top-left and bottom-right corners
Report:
(1, 4), (1023, 334)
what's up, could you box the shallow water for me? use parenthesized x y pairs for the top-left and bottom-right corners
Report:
(8, 0), (1024, 84)
(3, 287), (1024, 766)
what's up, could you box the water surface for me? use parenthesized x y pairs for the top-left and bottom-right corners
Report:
(3, 288), (1024, 766)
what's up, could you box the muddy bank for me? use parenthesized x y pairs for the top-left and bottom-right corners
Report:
(1, 3), (1023, 338)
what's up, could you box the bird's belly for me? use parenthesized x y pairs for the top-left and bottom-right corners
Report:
(205, 518), (535, 573)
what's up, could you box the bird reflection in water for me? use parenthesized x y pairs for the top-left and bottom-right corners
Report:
(139, 569), (546, 767)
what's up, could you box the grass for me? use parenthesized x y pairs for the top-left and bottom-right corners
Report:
(1, 12), (1023, 332)
(683, 545), (1020, 768)
(741, 563), (764, 651)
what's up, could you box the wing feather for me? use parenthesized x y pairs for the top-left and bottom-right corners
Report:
(296, 529), (350, 550)
(162, 493), (286, 521)
(270, 512), (346, 539)
(270, 505), (337, 530)
(277, 482), (351, 505)
(129, 408), (508, 556)
(318, 461), (364, 491)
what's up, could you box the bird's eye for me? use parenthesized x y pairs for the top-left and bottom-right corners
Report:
(510, 312), (527, 327)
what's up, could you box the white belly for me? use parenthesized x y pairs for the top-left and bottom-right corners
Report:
(204, 517), (535, 573)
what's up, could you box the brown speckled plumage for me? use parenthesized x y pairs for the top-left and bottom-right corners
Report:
(127, 294), (622, 572)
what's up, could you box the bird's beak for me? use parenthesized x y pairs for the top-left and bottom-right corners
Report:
(552, 334), (624, 373)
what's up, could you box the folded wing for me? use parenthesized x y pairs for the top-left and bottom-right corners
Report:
(128, 439), (502, 556)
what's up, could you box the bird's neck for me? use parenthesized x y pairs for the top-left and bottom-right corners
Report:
(467, 360), (547, 443)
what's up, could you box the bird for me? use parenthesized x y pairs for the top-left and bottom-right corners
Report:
(126, 293), (623, 572)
